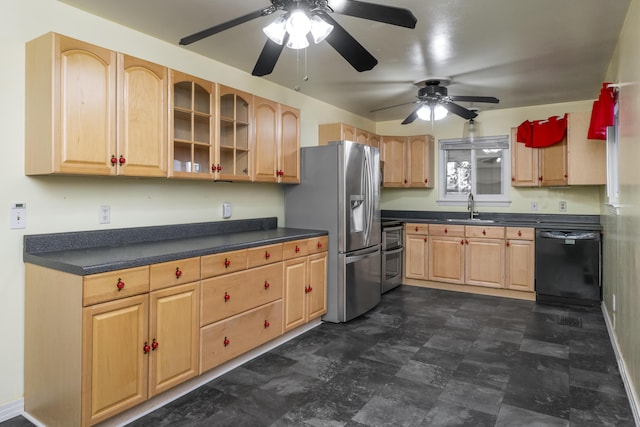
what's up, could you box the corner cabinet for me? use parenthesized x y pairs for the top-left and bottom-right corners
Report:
(170, 71), (215, 179)
(253, 98), (300, 183)
(511, 111), (606, 187)
(217, 85), (252, 181)
(26, 33), (168, 177)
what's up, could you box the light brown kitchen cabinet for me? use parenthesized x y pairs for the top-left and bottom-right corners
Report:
(217, 85), (252, 181)
(505, 227), (535, 292)
(404, 224), (430, 281)
(511, 111), (605, 187)
(464, 226), (505, 288)
(428, 224), (466, 284)
(254, 99), (300, 183)
(367, 133), (381, 150)
(170, 71), (215, 179)
(26, 33), (116, 176)
(381, 135), (434, 188)
(26, 33), (168, 177)
(283, 237), (328, 332)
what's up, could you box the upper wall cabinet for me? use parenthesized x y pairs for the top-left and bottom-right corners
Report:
(170, 71), (215, 179)
(381, 135), (434, 188)
(318, 123), (380, 150)
(26, 33), (168, 177)
(511, 111), (606, 187)
(254, 98), (300, 183)
(217, 85), (252, 181)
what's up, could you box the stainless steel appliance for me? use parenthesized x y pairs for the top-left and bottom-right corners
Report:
(285, 141), (381, 323)
(535, 229), (602, 306)
(382, 220), (403, 293)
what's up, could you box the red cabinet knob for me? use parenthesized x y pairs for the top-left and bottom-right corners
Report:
(224, 258), (231, 267)
(175, 267), (183, 278)
(264, 281), (270, 289)
(217, 164), (222, 171)
(317, 241), (322, 249)
(143, 342), (151, 354)
(444, 228), (448, 234)
(211, 164), (216, 172)
(482, 230), (486, 235)
(518, 230), (522, 237)
(511, 177), (515, 182)
(424, 179), (428, 183)
(506, 241), (511, 247)
(415, 226), (419, 232)
(116, 279), (125, 291)
(264, 320), (270, 328)
(538, 176), (543, 181)
(265, 251), (270, 259)
(465, 239), (469, 245)
(151, 339), (159, 350)
(110, 155), (118, 165)
(224, 292), (230, 302)
(460, 240), (464, 245)
(308, 286), (313, 293)
(564, 174), (568, 178)
(224, 337), (230, 347)
(119, 155), (126, 165)
(295, 246), (300, 253)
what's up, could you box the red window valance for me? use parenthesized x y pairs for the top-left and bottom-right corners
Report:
(516, 113), (568, 148)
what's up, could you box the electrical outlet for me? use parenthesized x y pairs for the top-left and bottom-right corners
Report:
(99, 205), (110, 224)
(559, 200), (567, 212)
(530, 201), (538, 211)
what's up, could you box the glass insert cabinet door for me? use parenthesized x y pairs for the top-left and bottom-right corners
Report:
(171, 71), (214, 179)
(218, 85), (252, 181)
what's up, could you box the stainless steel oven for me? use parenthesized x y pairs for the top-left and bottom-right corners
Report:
(382, 221), (403, 293)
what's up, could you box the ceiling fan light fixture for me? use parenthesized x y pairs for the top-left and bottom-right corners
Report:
(417, 104), (448, 121)
(285, 33), (310, 49)
(286, 10), (312, 37)
(263, 15), (287, 45)
(416, 105), (431, 120)
(433, 104), (448, 120)
(310, 15), (334, 43)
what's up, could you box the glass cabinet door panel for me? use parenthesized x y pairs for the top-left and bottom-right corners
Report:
(194, 114), (210, 144)
(237, 123), (249, 151)
(219, 147), (234, 174)
(173, 142), (191, 172)
(194, 145), (210, 174)
(236, 97), (249, 123)
(173, 110), (192, 141)
(194, 84), (210, 114)
(220, 94), (234, 119)
(237, 151), (249, 177)
(174, 82), (192, 110)
(220, 120), (234, 148)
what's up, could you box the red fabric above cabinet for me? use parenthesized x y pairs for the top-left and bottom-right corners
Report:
(588, 83), (616, 140)
(516, 114), (568, 148)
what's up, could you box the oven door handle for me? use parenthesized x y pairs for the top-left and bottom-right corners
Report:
(383, 247), (404, 255)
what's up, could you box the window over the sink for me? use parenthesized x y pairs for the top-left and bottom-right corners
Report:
(437, 135), (511, 206)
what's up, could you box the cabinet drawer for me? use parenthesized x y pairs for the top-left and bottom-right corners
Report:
(307, 236), (328, 254)
(150, 257), (200, 291)
(283, 239), (309, 259)
(429, 224), (465, 237)
(200, 263), (283, 326)
(200, 300), (283, 373)
(201, 249), (247, 278)
(247, 243), (283, 269)
(465, 226), (505, 239)
(506, 227), (535, 240)
(83, 266), (149, 306)
(406, 223), (429, 235)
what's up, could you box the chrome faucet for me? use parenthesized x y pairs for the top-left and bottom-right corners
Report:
(468, 192), (479, 219)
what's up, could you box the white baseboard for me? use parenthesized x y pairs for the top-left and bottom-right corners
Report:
(602, 303), (640, 425)
(0, 398), (23, 423)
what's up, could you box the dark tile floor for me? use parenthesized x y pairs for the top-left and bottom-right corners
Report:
(3, 286), (635, 426)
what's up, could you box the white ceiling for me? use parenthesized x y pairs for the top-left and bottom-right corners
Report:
(58, 0), (630, 123)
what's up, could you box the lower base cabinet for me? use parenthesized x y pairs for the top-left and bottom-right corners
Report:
(24, 236), (328, 427)
(283, 249), (328, 331)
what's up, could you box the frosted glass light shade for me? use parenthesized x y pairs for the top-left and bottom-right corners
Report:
(286, 33), (309, 49)
(417, 104), (448, 121)
(310, 15), (333, 43)
(263, 16), (287, 45)
(286, 10), (311, 37)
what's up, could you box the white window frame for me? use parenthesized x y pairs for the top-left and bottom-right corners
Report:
(606, 102), (620, 213)
(437, 135), (511, 207)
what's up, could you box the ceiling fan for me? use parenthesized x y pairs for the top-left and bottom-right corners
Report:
(179, 0), (417, 77)
(372, 79), (500, 124)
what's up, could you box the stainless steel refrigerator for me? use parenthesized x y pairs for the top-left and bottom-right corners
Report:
(285, 141), (381, 323)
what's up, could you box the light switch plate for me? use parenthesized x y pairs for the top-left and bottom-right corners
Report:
(11, 202), (26, 229)
(222, 202), (232, 219)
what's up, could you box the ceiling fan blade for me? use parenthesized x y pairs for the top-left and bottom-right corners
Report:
(370, 100), (418, 113)
(401, 105), (423, 125)
(442, 101), (478, 120)
(331, 0), (417, 29)
(318, 12), (378, 72)
(252, 35), (288, 76)
(179, 9), (266, 45)
(449, 95), (500, 104)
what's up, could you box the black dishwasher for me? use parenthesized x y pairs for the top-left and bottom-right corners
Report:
(535, 229), (602, 306)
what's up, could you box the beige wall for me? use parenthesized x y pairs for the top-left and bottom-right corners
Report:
(0, 0), (629, 413)
(602, 0), (640, 413)
(377, 100), (604, 215)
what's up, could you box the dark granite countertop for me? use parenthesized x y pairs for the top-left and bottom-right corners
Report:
(382, 210), (602, 231)
(24, 217), (327, 276)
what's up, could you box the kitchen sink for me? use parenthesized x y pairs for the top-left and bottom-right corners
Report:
(446, 218), (496, 224)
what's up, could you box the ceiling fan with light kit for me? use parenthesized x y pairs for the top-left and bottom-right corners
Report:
(372, 78), (500, 125)
(179, 0), (417, 77)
